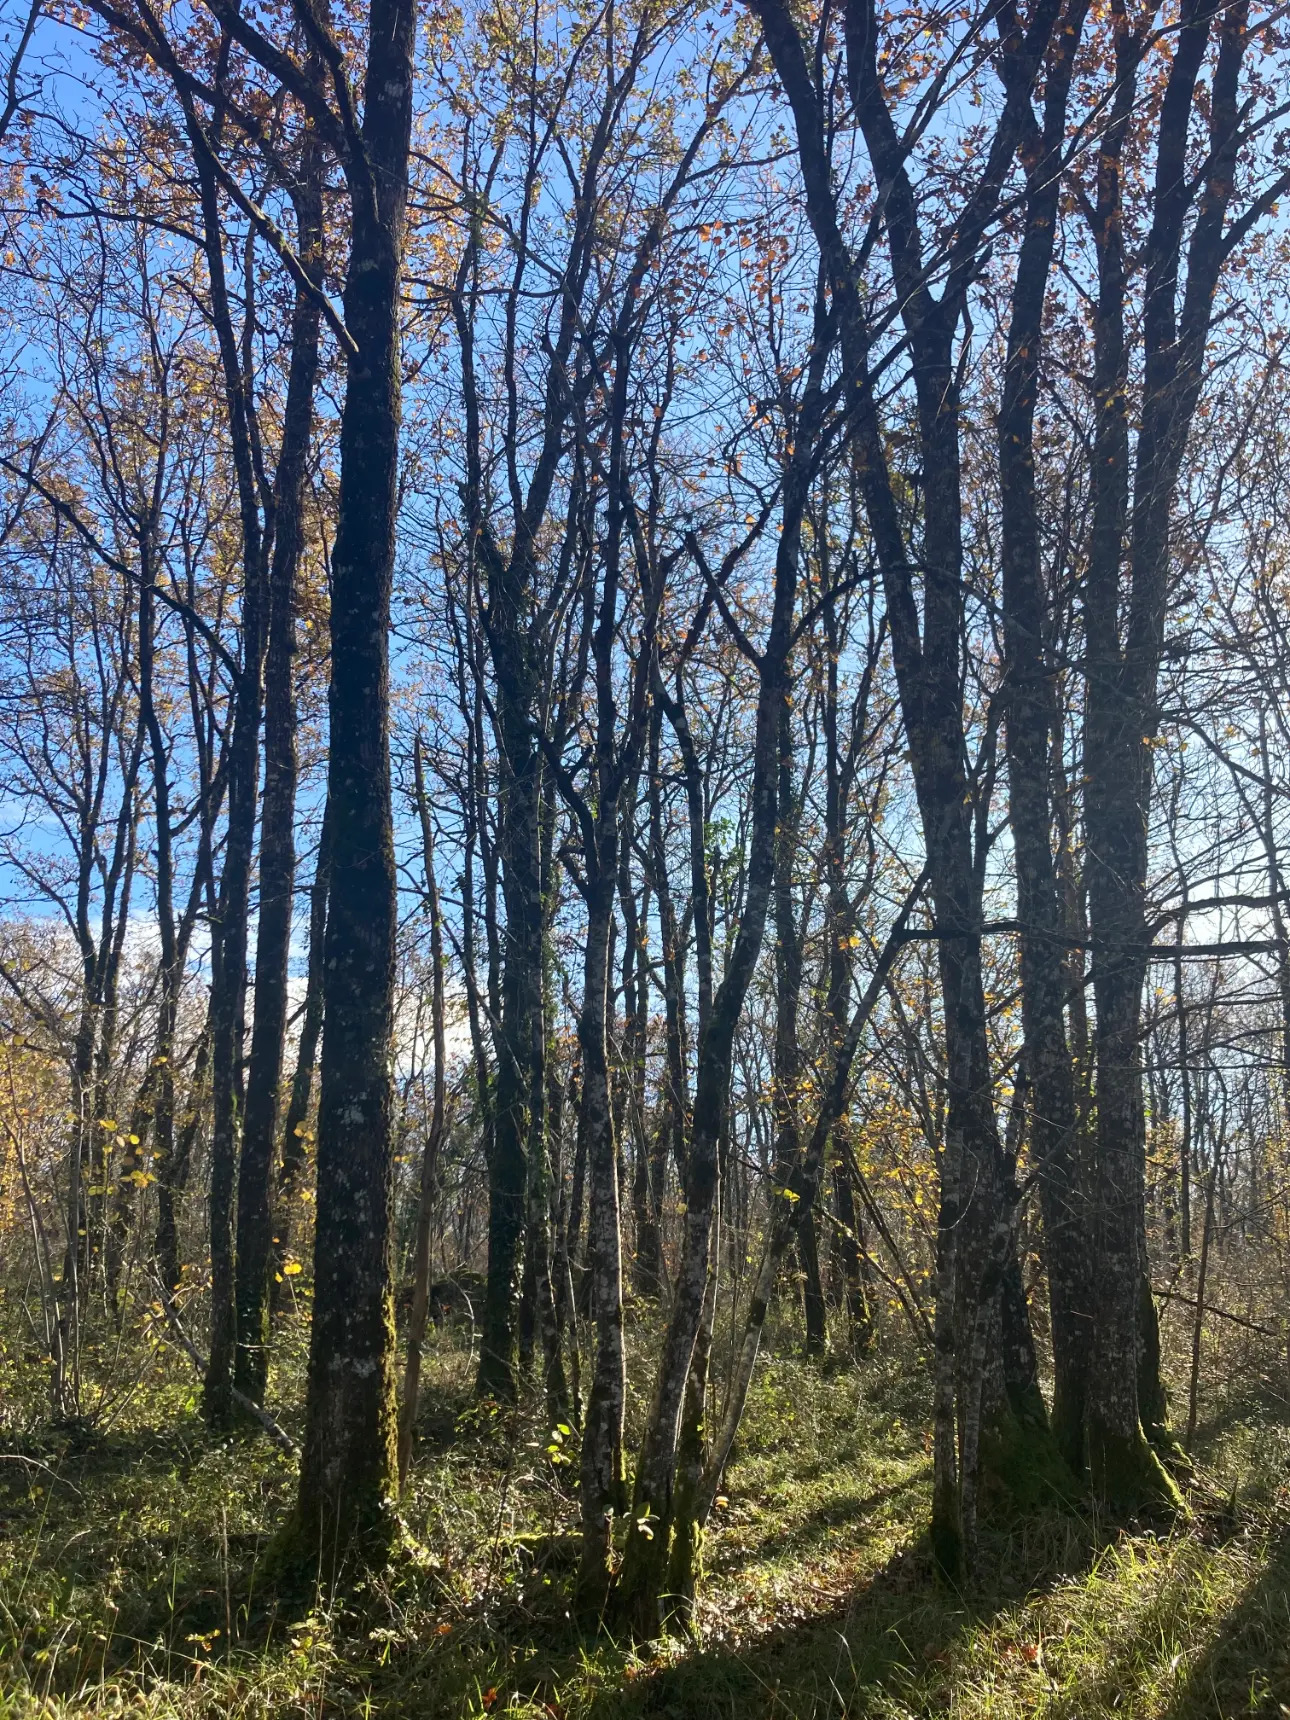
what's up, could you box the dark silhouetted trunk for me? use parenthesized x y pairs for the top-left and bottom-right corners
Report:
(997, 0), (1091, 1474)
(1083, 0), (1246, 1508)
(200, 140), (270, 1429)
(398, 737), (450, 1486)
(617, 341), (808, 1635)
(289, 0), (417, 1565)
(234, 129), (323, 1407)
(271, 792), (331, 1310)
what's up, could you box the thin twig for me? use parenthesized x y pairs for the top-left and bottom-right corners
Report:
(1154, 1285), (1281, 1341)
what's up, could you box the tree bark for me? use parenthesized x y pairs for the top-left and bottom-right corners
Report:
(397, 738), (450, 1486)
(288, 0), (417, 1566)
(1083, 0), (1247, 1507)
(271, 792), (331, 1310)
(997, 0), (1092, 1474)
(200, 145), (271, 1427)
(234, 127), (323, 1405)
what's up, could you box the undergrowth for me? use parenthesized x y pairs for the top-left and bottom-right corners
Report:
(1, 1304), (1288, 1719)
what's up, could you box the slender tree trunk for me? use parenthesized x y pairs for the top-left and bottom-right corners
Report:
(289, 0), (417, 1566)
(770, 701), (814, 1354)
(201, 153), (270, 1429)
(617, 393), (805, 1634)
(398, 739), (450, 1486)
(136, 539), (184, 1308)
(475, 639), (539, 1400)
(575, 327), (667, 1610)
(575, 869), (627, 1616)
(623, 822), (662, 1299)
(797, 1209), (827, 1358)
(832, 1157), (873, 1356)
(271, 792), (331, 1310)
(997, 0), (1091, 1473)
(1184, 1164), (1217, 1454)
(1083, 0), (1246, 1507)
(157, 1026), (210, 1296)
(234, 134), (323, 1407)
(663, 1193), (720, 1629)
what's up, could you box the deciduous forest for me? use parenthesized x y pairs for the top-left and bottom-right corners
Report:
(2, 0), (1290, 1711)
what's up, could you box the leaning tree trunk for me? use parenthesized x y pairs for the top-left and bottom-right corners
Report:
(616, 391), (804, 1637)
(271, 791), (331, 1311)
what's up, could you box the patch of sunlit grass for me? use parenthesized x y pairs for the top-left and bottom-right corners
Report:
(1, 1306), (1287, 1719)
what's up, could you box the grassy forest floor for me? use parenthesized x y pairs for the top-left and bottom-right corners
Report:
(1, 1306), (1289, 1719)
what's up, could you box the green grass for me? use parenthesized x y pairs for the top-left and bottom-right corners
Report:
(1, 1311), (1288, 1718)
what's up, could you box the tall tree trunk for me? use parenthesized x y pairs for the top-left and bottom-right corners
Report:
(752, 0), (1067, 1574)
(289, 0), (417, 1565)
(575, 866), (627, 1616)
(832, 1157), (873, 1356)
(156, 1025), (210, 1296)
(797, 1209), (827, 1359)
(271, 792), (331, 1309)
(137, 537), (183, 1307)
(1083, 0), (1247, 1508)
(616, 359), (807, 1635)
(234, 134), (323, 1406)
(663, 1193), (720, 1629)
(398, 738), (450, 1486)
(997, 0), (1091, 1474)
(200, 150), (270, 1428)
(477, 709), (539, 1401)
(771, 702), (812, 1354)
(574, 321), (667, 1614)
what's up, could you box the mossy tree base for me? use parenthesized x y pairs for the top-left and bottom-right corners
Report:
(613, 1524), (671, 1641)
(980, 1405), (1080, 1516)
(263, 1490), (405, 1595)
(662, 1514), (703, 1636)
(1088, 1417), (1186, 1519)
(1144, 1418), (1195, 1482)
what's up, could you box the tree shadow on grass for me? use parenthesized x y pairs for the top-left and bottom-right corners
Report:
(579, 1513), (1104, 1720)
(1158, 1521), (1290, 1720)
(703, 1466), (928, 1576)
